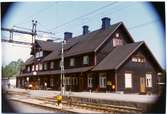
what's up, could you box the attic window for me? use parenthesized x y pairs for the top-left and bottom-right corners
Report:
(113, 38), (123, 47)
(115, 33), (119, 37)
(132, 56), (145, 63)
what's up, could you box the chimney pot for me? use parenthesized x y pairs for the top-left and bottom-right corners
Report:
(101, 17), (111, 29)
(64, 32), (72, 41)
(83, 25), (89, 35)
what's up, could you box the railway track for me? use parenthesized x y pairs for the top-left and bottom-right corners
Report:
(37, 97), (143, 113)
(7, 91), (143, 113)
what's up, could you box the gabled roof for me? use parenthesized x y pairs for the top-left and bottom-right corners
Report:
(92, 42), (143, 71)
(24, 56), (34, 65)
(92, 41), (162, 71)
(36, 40), (61, 51)
(42, 22), (126, 62)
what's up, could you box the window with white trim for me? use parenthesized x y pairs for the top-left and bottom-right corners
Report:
(70, 58), (75, 66)
(83, 55), (89, 65)
(32, 65), (34, 71)
(39, 64), (43, 70)
(87, 76), (93, 88)
(115, 33), (120, 37)
(146, 73), (152, 87)
(99, 73), (107, 88)
(27, 66), (30, 72)
(132, 57), (138, 62)
(36, 64), (39, 71)
(132, 56), (145, 63)
(125, 72), (132, 88)
(44, 63), (47, 70)
(113, 38), (123, 47)
(50, 62), (54, 69)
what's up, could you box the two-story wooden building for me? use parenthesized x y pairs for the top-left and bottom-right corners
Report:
(17, 17), (163, 94)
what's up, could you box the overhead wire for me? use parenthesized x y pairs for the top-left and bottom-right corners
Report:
(49, 2), (118, 31)
(15, 2), (58, 26)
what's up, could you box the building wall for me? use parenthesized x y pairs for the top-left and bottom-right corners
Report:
(117, 48), (158, 94)
(96, 26), (132, 64)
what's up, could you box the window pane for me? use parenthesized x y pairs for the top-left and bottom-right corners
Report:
(146, 73), (152, 87)
(125, 73), (132, 88)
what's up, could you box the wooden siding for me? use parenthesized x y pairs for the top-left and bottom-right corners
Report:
(117, 48), (158, 93)
(96, 27), (131, 64)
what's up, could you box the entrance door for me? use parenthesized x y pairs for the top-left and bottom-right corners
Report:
(140, 77), (146, 94)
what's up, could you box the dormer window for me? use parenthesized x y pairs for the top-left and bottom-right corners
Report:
(83, 55), (89, 65)
(113, 38), (123, 47)
(35, 51), (43, 58)
(70, 58), (75, 66)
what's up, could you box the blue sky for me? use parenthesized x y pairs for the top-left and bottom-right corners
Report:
(2, 2), (165, 68)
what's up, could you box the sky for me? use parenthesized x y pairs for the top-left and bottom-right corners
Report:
(1, 1), (166, 68)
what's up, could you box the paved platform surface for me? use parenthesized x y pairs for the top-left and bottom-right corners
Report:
(6, 88), (158, 103)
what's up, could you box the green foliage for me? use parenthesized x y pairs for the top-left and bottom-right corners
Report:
(2, 59), (24, 77)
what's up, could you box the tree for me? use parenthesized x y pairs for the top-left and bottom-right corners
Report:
(2, 59), (24, 77)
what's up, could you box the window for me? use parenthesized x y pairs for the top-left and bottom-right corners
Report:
(27, 66), (30, 72)
(125, 72), (132, 88)
(99, 73), (107, 88)
(115, 33), (119, 37)
(44, 63), (47, 70)
(132, 57), (138, 62)
(50, 78), (54, 87)
(146, 73), (152, 87)
(36, 64), (39, 71)
(39, 64), (43, 70)
(83, 55), (89, 65)
(32, 65), (34, 71)
(65, 77), (70, 85)
(50, 62), (54, 69)
(70, 58), (75, 66)
(113, 38), (123, 47)
(39, 51), (43, 57)
(132, 56), (145, 63)
(35, 51), (43, 58)
(88, 76), (93, 88)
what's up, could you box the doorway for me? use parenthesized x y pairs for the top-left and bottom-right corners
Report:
(140, 77), (146, 94)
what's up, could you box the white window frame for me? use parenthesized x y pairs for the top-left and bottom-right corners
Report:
(39, 51), (43, 57)
(50, 62), (54, 69)
(87, 74), (93, 88)
(44, 63), (47, 70)
(146, 73), (152, 87)
(132, 57), (138, 62)
(115, 33), (120, 37)
(83, 55), (89, 65)
(99, 73), (107, 88)
(35, 64), (39, 71)
(70, 58), (75, 66)
(125, 72), (132, 88)
(113, 38), (123, 47)
(39, 64), (43, 70)
(32, 65), (34, 71)
(27, 66), (30, 72)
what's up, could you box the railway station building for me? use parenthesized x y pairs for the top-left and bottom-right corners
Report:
(17, 17), (163, 94)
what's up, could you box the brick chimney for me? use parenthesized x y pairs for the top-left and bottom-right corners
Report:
(101, 17), (111, 29)
(83, 25), (89, 35)
(64, 32), (72, 41)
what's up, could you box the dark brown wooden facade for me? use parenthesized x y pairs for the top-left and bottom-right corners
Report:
(17, 17), (163, 94)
